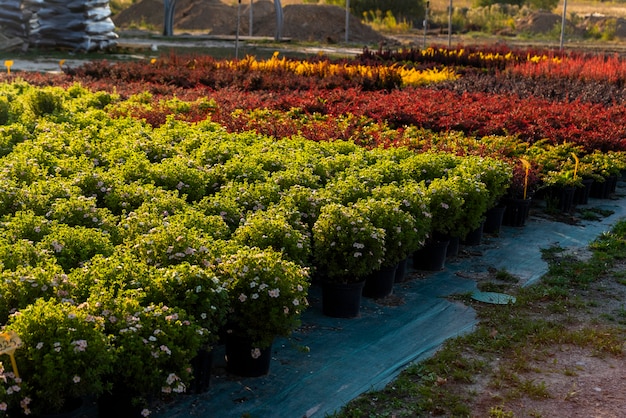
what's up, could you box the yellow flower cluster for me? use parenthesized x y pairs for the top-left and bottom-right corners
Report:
(527, 53), (563, 64)
(422, 47), (518, 62)
(399, 66), (459, 86)
(218, 52), (457, 86)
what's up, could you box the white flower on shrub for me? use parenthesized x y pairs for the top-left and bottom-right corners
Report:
(71, 339), (88, 352)
(51, 241), (64, 253)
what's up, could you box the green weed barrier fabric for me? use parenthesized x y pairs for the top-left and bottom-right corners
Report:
(156, 180), (626, 418)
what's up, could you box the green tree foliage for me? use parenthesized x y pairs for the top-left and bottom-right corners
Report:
(326, 0), (425, 24)
(528, 0), (559, 11)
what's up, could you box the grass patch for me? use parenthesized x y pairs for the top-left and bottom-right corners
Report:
(578, 207), (615, 221)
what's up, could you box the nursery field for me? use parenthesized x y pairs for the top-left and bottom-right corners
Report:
(1, 42), (626, 417)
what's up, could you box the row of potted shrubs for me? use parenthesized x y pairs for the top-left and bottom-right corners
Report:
(0, 83), (625, 416)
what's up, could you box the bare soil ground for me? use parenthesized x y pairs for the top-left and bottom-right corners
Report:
(113, 0), (389, 44)
(455, 252), (626, 418)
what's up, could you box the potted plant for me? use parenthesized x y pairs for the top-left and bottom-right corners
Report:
(371, 181), (432, 281)
(217, 246), (310, 376)
(312, 202), (386, 282)
(502, 157), (540, 227)
(353, 197), (428, 296)
(323, 171), (380, 205)
(149, 262), (230, 392)
(452, 156), (513, 234)
(312, 202), (386, 317)
(539, 168), (583, 212)
(527, 142), (583, 207)
(0, 261), (65, 324)
(36, 224), (115, 272)
(279, 185), (333, 230)
(454, 156), (512, 206)
(423, 177), (465, 240)
(581, 150), (624, 199)
(4, 299), (114, 416)
(149, 262), (229, 340)
(398, 151), (461, 182)
(504, 157), (541, 201)
(123, 221), (214, 268)
(232, 204), (312, 267)
(416, 177), (465, 267)
(88, 288), (206, 417)
(447, 174), (490, 244)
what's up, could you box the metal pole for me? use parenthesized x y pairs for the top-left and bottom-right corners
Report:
(274, 0), (283, 41)
(345, 0), (350, 43)
(448, 0), (452, 48)
(236, 0), (241, 59)
(163, 0), (177, 36)
(249, 0), (253, 37)
(560, 0), (568, 51)
(423, 1), (429, 49)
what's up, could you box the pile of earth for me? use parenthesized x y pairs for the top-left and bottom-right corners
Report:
(112, 0), (390, 44)
(515, 10), (626, 39)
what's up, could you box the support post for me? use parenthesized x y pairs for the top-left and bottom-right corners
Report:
(560, 0), (568, 51)
(163, 0), (177, 36)
(345, 0), (350, 43)
(423, 1), (429, 49)
(274, 0), (283, 41)
(236, 0), (241, 59)
(447, 0), (452, 48)
(249, 0), (253, 37)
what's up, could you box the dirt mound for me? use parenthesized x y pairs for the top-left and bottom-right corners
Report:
(582, 14), (626, 39)
(515, 10), (626, 39)
(113, 0), (388, 44)
(515, 11), (561, 34)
